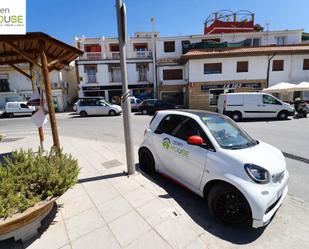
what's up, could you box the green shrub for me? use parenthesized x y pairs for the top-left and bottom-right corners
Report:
(0, 148), (79, 219)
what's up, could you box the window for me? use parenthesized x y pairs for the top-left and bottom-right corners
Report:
(237, 61), (248, 73)
(202, 38), (221, 43)
(263, 95), (282, 105)
(303, 59), (309, 70)
(272, 60), (284, 71)
(204, 63), (222, 74)
(84, 65), (97, 83)
(163, 69), (183, 80)
(245, 38), (261, 47)
(0, 78), (9, 92)
(136, 63), (148, 81)
(209, 89), (234, 106)
(275, 36), (286, 45)
(84, 44), (101, 52)
(20, 103), (28, 108)
(111, 67), (122, 82)
(155, 115), (185, 135)
(164, 41), (175, 53)
(173, 117), (207, 142)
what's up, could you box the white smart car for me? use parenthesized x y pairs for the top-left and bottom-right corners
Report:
(139, 110), (289, 228)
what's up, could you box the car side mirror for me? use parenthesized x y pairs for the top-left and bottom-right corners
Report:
(187, 136), (204, 146)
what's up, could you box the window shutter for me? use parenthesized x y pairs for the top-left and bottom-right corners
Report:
(163, 69), (183, 80)
(303, 59), (309, 70)
(272, 60), (284, 71)
(237, 61), (248, 72)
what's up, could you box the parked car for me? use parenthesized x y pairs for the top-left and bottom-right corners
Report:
(138, 99), (177, 115)
(217, 93), (294, 121)
(139, 110), (289, 228)
(73, 97), (105, 112)
(129, 96), (142, 111)
(4, 102), (36, 118)
(76, 98), (122, 117)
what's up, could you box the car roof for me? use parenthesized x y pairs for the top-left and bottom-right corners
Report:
(156, 109), (224, 119)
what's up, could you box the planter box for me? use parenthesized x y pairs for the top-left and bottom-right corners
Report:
(0, 197), (56, 242)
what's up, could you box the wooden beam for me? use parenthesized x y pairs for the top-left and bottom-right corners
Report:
(39, 39), (60, 149)
(8, 63), (32, 80)
(48, 51), (71, 67)
(4, 42), (42, 68)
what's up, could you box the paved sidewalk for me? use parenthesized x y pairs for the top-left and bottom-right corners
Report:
(0, 135), (309, 249)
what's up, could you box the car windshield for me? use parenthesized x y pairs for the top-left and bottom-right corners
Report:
(200, 114), (258, 149)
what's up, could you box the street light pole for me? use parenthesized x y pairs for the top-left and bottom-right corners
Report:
(115, 0), (135, 175)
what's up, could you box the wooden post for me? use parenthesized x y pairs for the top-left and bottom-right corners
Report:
(39, 40), (60, 149)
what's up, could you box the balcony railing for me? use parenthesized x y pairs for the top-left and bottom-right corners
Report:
(82, 52), (103, 60)
(111, 52), (120, 59)
(133, 50), (152, 58)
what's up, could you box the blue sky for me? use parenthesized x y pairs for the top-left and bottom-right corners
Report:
(27, 0), (308, 45)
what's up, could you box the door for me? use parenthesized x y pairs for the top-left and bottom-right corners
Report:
(96, 100), (109, 115)
(262, 94), (283, 117)
(243, 94), (264, 118)
(153, 114), (208, 191)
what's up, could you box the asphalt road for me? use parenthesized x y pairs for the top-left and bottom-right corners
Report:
(1, 112), (309, 202)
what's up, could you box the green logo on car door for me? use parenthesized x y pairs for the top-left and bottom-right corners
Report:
(162, 138), (190, 157)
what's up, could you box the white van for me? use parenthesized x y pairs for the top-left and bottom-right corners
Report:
(217, 93), (294, 121)
(5, 102), (36, 118)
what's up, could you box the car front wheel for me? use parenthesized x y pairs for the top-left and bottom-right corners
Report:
(109, 110), (116, 116)
(80, 111), (88, 117)
(231, 111), (242, 122)
(208, 183), (251, 226)
(277, 111), (288, 120)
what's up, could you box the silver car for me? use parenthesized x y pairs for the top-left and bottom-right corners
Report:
(76, 99), (122, 117)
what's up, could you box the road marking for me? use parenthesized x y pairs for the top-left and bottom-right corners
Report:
(283, 152), (309, 165)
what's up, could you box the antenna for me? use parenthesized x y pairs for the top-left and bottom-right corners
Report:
(265, 21), (270, 32)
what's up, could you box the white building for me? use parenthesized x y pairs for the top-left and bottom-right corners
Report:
(0, 64), (78, 112)
(76, 32), (157, 104)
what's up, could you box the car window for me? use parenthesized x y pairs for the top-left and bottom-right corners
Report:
(155, 114), (185, 135)
(263, 95), (281, 105)
(200, 115), (257, 149)
(20, 103), (28, 108)
(136, 99), (141, 104)
(173, 117), (207, 141)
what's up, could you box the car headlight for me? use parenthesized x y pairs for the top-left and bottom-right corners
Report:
(244, 164), (270, 184)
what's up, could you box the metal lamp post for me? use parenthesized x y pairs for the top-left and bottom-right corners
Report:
(115, 0), (135, 175)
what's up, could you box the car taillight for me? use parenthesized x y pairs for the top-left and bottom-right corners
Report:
(223, 100), (227, 111)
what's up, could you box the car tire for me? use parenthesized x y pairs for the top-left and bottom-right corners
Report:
(80, 111), (88, 117)
(138, 147), (156, 175)
(142, 109), (148, 115)
(231, 111), (242, 122)
(207, 183), (251, 226)
(277, 111), (288, 120)
(109, 110), (116, 116)
(7, 113), (14, 118)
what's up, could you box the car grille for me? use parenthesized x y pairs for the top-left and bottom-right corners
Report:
(272, 171), (284, 183)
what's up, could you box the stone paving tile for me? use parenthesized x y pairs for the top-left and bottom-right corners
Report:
(109, 175), (141, 195)
(97, 196), (133, 223)
(64, 208), (105, 242)
(155, 217), (198, 249)
(25, 221), (69, 249)
(60, 193), (95, 220)
(124, 229), (172, 249)
(108, 210), (151, 247)
(71, 226), (120, 249)
(137, 198), (173, 226)
(59, 244), (72, 249)
(82, 180), (119, 206)
(57, 184), (87, 205)
(123, 186), (155, 208)
(185, 237), (208, 249)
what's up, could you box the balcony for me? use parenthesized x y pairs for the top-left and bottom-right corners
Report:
(133, 50), (152, 58)
(82, 52), (103, 60)
(109, 71), (122, 82)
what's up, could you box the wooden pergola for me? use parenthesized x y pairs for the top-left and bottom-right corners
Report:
(0, 32), (83, 148)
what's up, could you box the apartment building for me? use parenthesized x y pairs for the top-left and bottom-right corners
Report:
(180, 45), (309, 110)
(76, 32), (157, 104)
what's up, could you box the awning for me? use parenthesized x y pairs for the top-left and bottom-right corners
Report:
(294, 82), (309, 91)
(262, 82), (296, 93)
